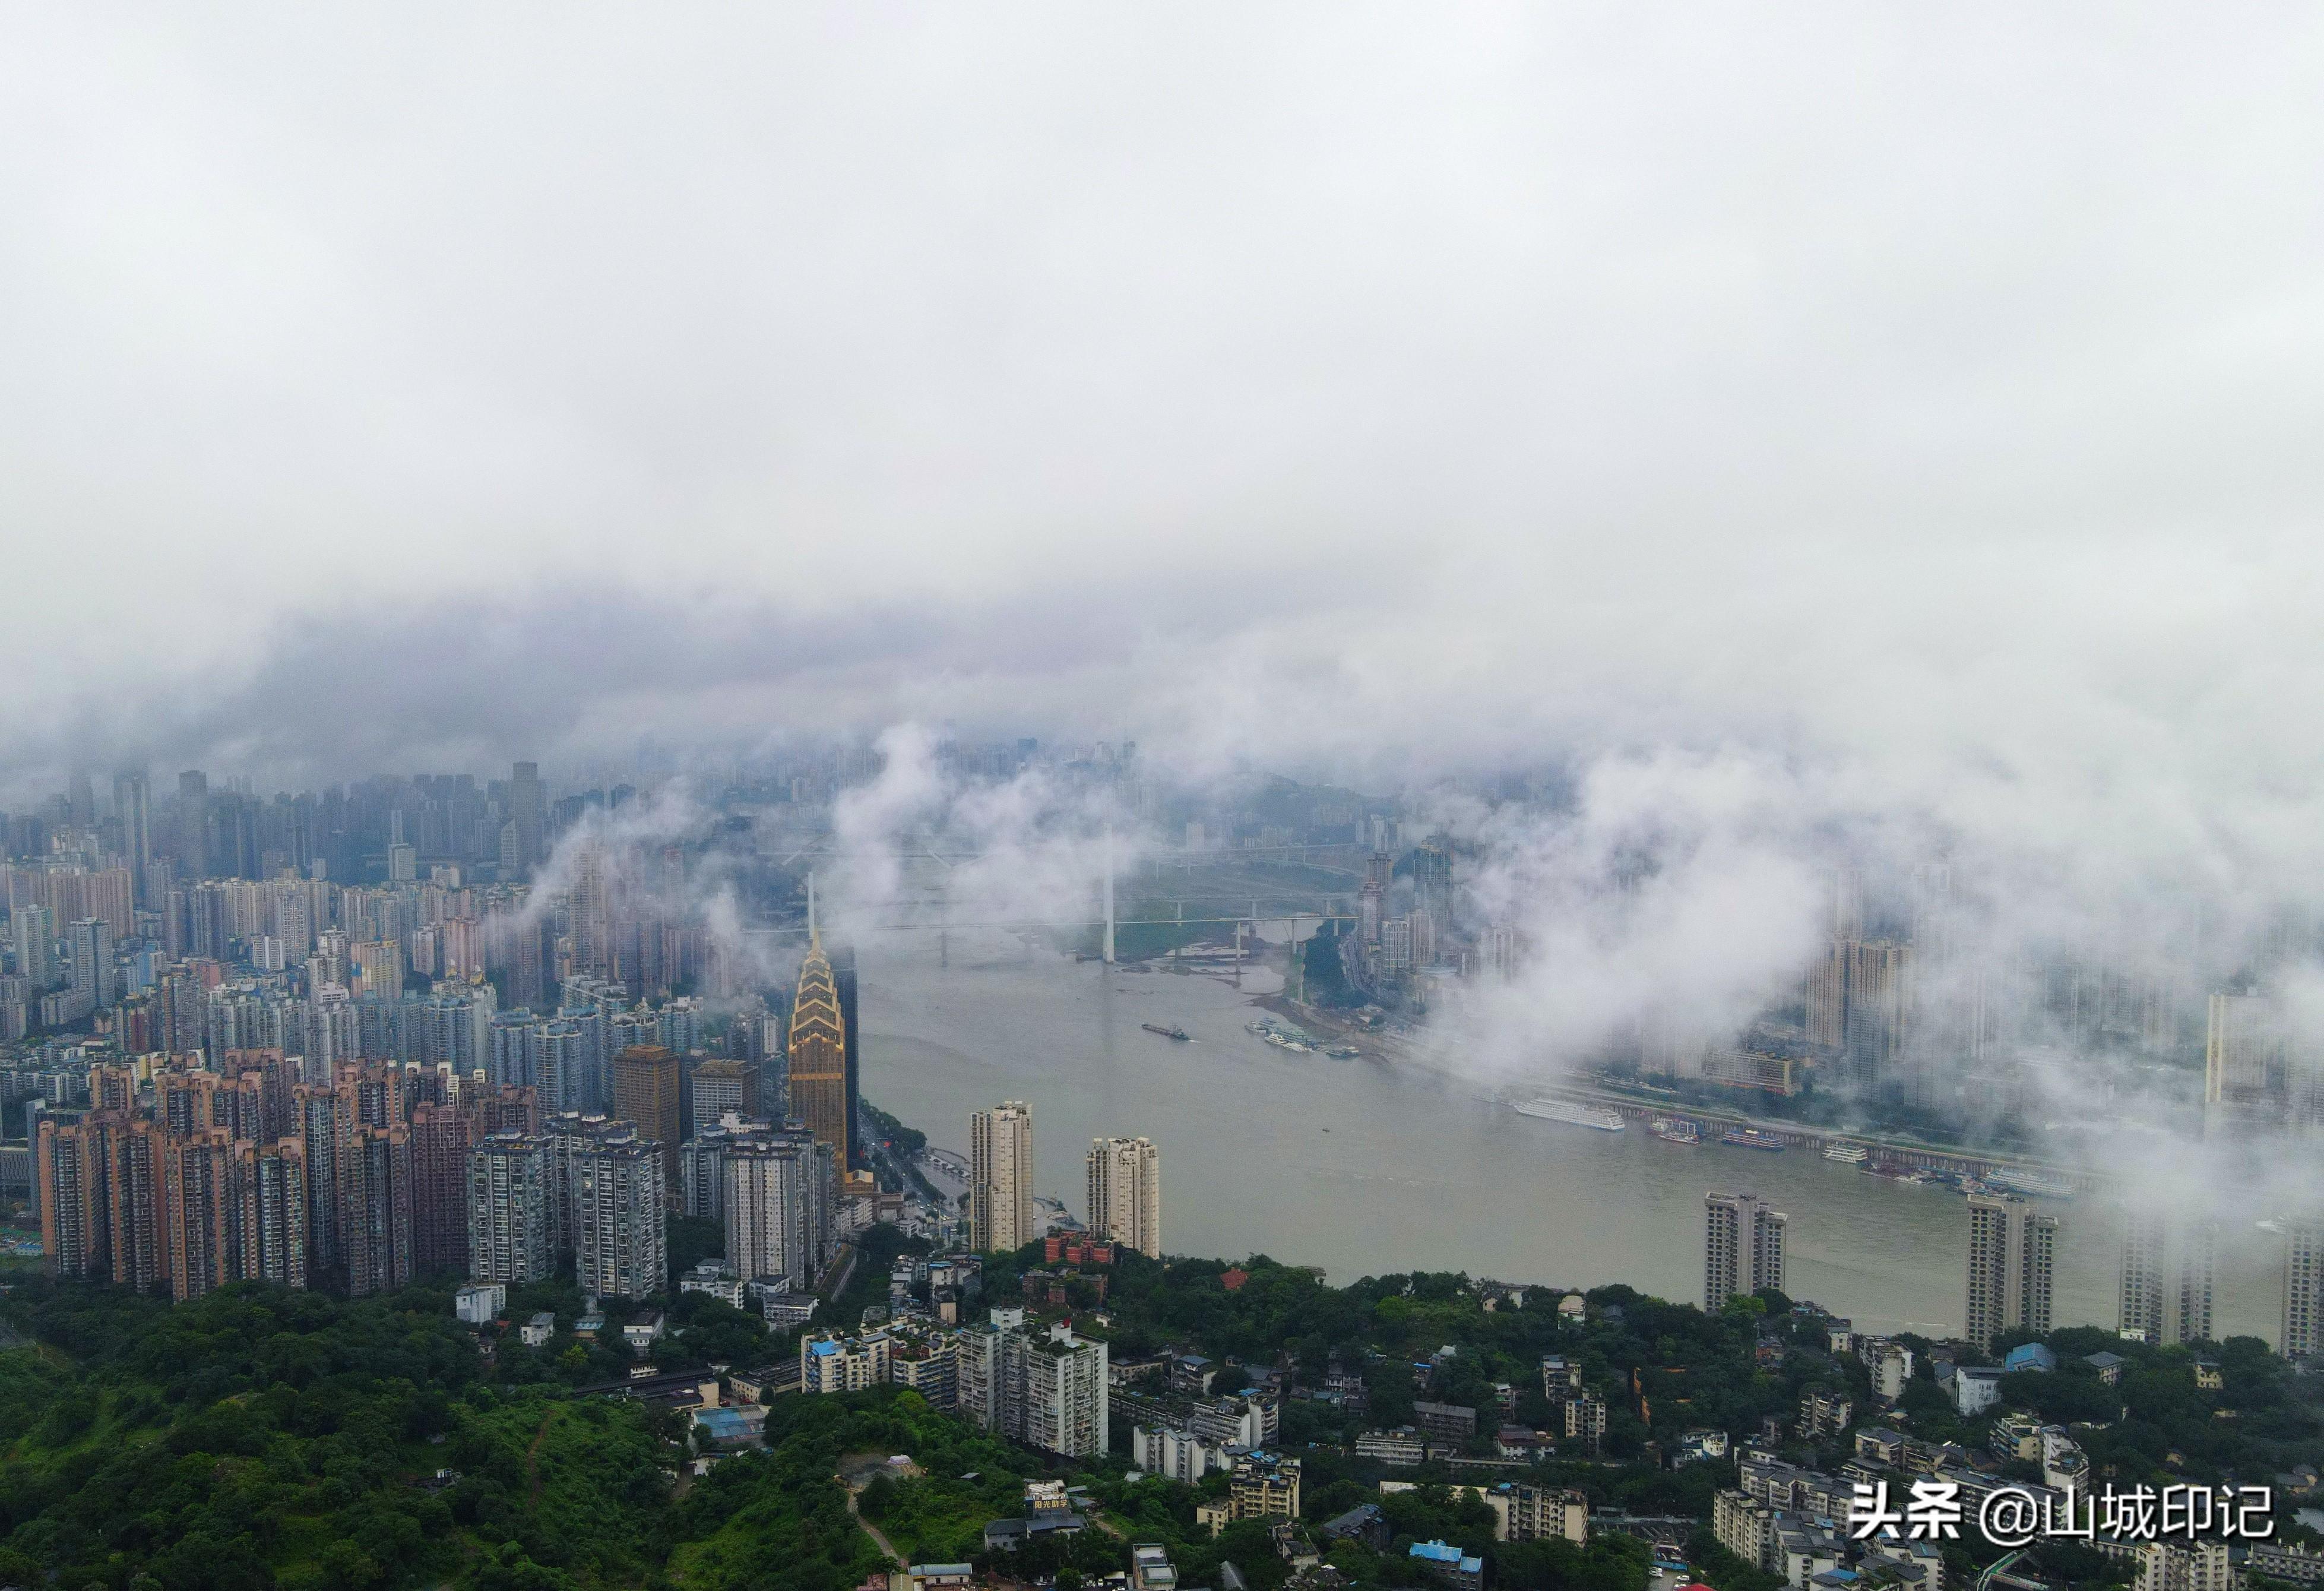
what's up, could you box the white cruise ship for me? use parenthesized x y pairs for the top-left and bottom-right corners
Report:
(1511, 1097), (1626, 1132)
(1823, 1143), (1869, 1165)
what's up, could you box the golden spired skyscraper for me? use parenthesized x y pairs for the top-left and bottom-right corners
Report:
(788, 877), (850, 1166)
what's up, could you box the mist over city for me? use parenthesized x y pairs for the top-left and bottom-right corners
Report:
(7, 10), (2324, 1591)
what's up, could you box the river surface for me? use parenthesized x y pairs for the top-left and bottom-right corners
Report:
(859, 932), (2285, 1342)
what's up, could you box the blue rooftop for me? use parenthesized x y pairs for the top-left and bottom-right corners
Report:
(1411, 1542), (1471, 1566)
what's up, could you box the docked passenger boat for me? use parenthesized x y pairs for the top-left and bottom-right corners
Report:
(1648, 1118), (1702, 1146)
(1983, 1165), (2075, 1201)
(1512, 1097), (1627, 1132)
(1720, 1126), (1787, 1152)
(1823, 1143), (1869, 1165)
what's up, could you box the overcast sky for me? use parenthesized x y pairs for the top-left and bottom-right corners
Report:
(7, 8), (2324, 918)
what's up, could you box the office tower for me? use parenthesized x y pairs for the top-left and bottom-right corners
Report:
(67, 918), (115, 1008)
(509, 761), (545, 875)
(971, 1101), (1034, 1254)
(568, 1127), (665, 1298)
(612, 1043), (681, 1159)
(724, 1130), (835, 1290)
(12, 904), (55, 988)
(1087, 1136), (1162, 1258)
(409, 1102), (476, 1275)
(2206, 988), (2284, 1139)
(689, 1058), (746, 1135)
(1704, 1192), (1787, 1310)
(788, 928), (850, 1166)
(1965, 1193), (2058, 1350)
(468, 1132), (555, 1284)
(2120, 1207), (2168, 1343)
(177, 770), (210, 878)
(828, 941), (862, 1170)
(2284, 1216), (2324, 1359)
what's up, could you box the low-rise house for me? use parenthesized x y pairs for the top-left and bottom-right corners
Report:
(2002, 1343), (2056, 1375)
(1799, 1388), (1853, 1438)
(690, 1402), (768, 1451)
(1854, 1427), (1908, 1466)
(679, 1260), (747, 1308)
(520, 1311), (555, 1348)
(1409, 1541), (1483, 1591)
(1355, 1426), (1427, 1466)
(1949, 1367), (2002, 1415)
(1131, 1542), (1176, 1591)
(1321, 1504), (1390, 1552)
(455, 1282), (505, 1326)
(1229, 1452), (1300, 1521)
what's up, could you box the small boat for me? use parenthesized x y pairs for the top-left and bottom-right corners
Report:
(1324, 1045), (1361, 1059)
(1823, 1143), (1869, 1165)
(1141, 1024), (1191, 1041)
(1721, 1127), (1787, 1152)
(1649, 1118), (1702, 1146)
(1512, 1097), (1626, 1131)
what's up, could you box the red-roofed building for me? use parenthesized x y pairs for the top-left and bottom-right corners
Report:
(1221, 1267), (1250, 1292)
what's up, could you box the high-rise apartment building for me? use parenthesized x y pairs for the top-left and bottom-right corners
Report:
(1019, 1324), (1111, 1457)
(723, 1129), (835, 1291)
(1965, 1193), (2057, 1350)
(509, 760), (545, 875)
(343, 1124), (414, 1298)
(468, 1132), (555, 1284)
(1704, 1192), (1786, 1310)
(956, 1311), (1110, 1457)
(113, 771), (153, 904)
(67, 917), (116, 1008)
(569, 841), (612, 977)
(787, 930), (850, 1167)
(1087, 1136), (1161, 1259)
(2120, 1207), (2169, 1343)
(971, 1101), (1034, 1254)
(2284, 1216), (2324, 1359)
(2177, 1219), (2217, 1345)
(12, 904), (55, 989)
(177, 770), (210, 879)
(688, 1058), (746, 1135)
(2206, 988), (2287, 1140)
(568, 1127), (665, 1299)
